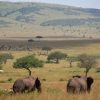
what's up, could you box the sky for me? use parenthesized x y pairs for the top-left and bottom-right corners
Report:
(0, 0), (100, 9)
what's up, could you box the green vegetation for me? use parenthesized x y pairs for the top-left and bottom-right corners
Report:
(0, 53), (13, 64)
(67, 56), (78, 68)
(78, 54), (97, 76)
(13, 55), (43, 76)
(0, 2), (100, 100)
(42, 47), (52, 55)
(47, 51), (67, 63)
(0, 42), (99, 99)
(40, 18), (91, 26)
(0, 53), (13, 70)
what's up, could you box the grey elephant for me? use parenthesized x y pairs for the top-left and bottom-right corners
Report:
(13, 76), (41, 93)
(67, 76), (94, 93)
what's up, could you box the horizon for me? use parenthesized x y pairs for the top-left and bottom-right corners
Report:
(0, 0), (100, 9)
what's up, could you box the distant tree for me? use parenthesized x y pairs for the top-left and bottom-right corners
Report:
(67, 56), (78, 67)
(0, 53), (13, 64)
(47, 51), (67, 63)
(42, 47), (52, 55)
(28, 39), (34, 42)
(35, 36), (43, 41)
(0, 53), (13, 72)
(78, 54), (96, 76)
(28, 39), (34, 51)
(13, 55), (43, 76)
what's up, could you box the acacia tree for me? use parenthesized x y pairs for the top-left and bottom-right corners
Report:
(13, 55), (43, 76)
(35, 36), (43, 41)
(0, 53), (13, 72)
(47, 51), (67, 63)
(78, 54), (96, 76)
(0, 53), (13, 64)
(42, 47), (52, 55)
(67, 56), (78, 67)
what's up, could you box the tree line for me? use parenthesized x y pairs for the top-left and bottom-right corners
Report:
(0, 51), (97, 77)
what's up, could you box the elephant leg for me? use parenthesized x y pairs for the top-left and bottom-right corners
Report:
(79, 85), (87, 93)
(75, 87), (81, 93)
(27, 88), (33, 92)
(21, 89), (25, 93)
(13, 87), (22, 94)
(67, 86), (75, 93)
(27, 86), (35, 92)
(32, 85), (36, 91)
(37, 87), (42, 93)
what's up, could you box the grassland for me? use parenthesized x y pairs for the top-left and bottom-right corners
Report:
(0, 41), (100, 100)
(0, 1), (100, 100)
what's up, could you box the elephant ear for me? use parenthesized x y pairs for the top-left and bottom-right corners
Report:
(35, 77), (41, 92)
(87, 77), (94, 92)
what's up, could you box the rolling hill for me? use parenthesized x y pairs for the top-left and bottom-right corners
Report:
(0, 2), (100, 38)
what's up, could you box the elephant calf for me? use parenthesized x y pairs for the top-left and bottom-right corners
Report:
(67, 76), (94, 94)
(13, 76), (41, 93)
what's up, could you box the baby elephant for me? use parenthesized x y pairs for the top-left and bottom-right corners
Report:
(13, 76), (41, 93)
(67, 76), (94, 94)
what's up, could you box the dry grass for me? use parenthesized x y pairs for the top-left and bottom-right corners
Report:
(0, 81), (100, 100)
(0, 43), (100, 100)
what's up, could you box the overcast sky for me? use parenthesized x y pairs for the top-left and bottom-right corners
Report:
(0, 0), (100, 9)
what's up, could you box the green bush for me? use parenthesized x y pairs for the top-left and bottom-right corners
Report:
(47, 51), (67, 63)
(7, 78), (13, 82)
(13, 55), (43, 76)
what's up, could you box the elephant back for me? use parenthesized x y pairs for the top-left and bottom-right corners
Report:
(23, 76), (36, 91)
(67, 78), (81, 93)
(75, 77), (87, 92)
(67, 77), (87, 93)
(13, 76), (42, 93)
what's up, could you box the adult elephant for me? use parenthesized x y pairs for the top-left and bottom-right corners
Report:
(13, 76), (41, 93)
(67, 76), (94, 93)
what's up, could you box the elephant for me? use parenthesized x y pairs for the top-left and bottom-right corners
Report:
(72, 75), (81, 78)
(67, 76), (94, 94)
(13, 76), (41, 93)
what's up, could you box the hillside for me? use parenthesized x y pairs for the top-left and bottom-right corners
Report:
(0, 2), (100, 38)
